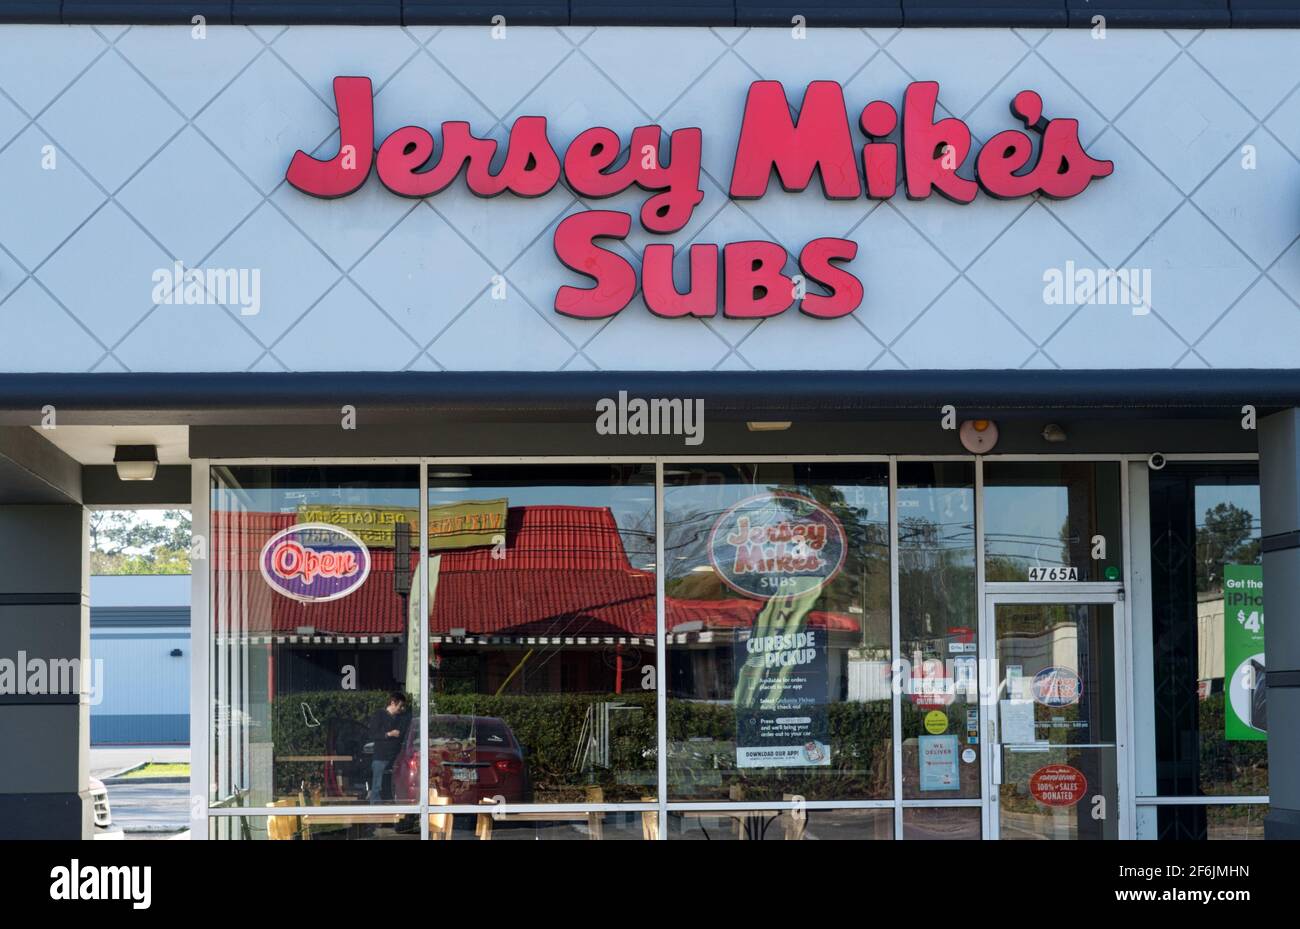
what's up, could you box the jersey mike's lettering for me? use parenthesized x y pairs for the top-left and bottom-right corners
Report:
(729, 80), (1112, 202)
(287, 76), (1112, 320)
(287, 76), (704, 232)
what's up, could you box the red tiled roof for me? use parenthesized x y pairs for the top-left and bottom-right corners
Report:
(212, 505), (858, 638)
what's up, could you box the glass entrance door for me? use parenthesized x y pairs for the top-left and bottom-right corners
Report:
(985, 595), (1125, 839)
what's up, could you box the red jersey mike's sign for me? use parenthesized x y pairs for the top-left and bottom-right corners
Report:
(287, 78), (1112, 321)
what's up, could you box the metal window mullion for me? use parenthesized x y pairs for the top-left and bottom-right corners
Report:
(1128, 461), (1158, 802)
(216, 479), (230, 818)
(666, 799), (896, 811)
(888, 458), (902, 840)
(655, 460), (667, 840)
(190, 460), (211, 840)
(1137, 795), (1271, 806)
(208, 806), (425, 817)
(419, 462), (429, 841)
(205, 455), (1260, 468)
(236, 498), (249, 805)
(1119, 459), (1137, 839)
(223, 800), (909, 815)
(208, 802), (671, 817)
(976, 455), (992, 840)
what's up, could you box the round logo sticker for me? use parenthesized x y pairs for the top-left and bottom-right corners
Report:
(924, 710), (949, 734)
(259, 523), (372, 603)
(1031, 666), (1083, 707)
(1029, 763), (1088, 807)
(707, 492), (847, 600)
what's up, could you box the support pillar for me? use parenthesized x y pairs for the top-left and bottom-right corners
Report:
(0, 505), (91, 839)
(1259, 409), (1300, 839)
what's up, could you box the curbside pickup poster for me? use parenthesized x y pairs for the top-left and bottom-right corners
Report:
(734, 590), (831, 768)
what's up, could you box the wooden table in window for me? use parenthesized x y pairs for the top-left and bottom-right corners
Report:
(474, 798), (605, 840)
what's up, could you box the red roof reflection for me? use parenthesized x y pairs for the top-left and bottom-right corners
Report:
(212, 506), (859, 638)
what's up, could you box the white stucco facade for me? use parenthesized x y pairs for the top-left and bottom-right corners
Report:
(1, 24), (1298, 373)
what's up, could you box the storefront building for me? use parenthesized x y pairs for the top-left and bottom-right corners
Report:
(0, 1), (1296, 841)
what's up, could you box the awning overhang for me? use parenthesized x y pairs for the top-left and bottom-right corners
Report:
(0, 370), (1296, 425)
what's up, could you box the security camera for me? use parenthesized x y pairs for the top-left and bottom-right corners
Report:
(1148, 453), (1167, 471)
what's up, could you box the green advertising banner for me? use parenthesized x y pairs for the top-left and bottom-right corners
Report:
(1223, 564), (1266, 741)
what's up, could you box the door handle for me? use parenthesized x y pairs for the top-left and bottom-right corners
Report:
(991, 745), (1002, 786)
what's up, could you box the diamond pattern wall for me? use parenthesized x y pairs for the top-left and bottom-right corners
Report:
(0, 24), (1298, 373)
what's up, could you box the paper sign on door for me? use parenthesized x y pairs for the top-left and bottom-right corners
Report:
(1000, 699), (1036, 744)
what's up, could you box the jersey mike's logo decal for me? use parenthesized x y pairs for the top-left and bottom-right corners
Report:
(259, 523), (371, 602)
(708, 492), (847, 600)
(1031, 665), (1083, 707)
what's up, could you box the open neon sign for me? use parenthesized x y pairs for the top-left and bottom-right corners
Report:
(287, 77), (1112, 320)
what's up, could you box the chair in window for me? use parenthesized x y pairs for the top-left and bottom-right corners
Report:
(729, 782), (747, 839)
(780, 794), (808, 841)
(266, 786), (310, 840)
(584, 785), (605, 840)
(429, 788), (454, 840)
(640, 797), (659, 840)
(266, 798), (301, 840)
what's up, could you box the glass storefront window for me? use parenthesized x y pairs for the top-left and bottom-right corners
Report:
(213, 809), (652, 840)
(902, 807), (981, 839)
(211, 813), (421, 840)
(203, 454), (1236, 840)
(210, 466), (421, 810)
(664, 463), (891, 802)
(424, 465), (658, 804)
(667, 807), (893, 840)
(984, 462), (1123, 582)
(898, 462), (979, 800)
(1153, 803), (1267, 840)
(447, 812), (650, 840)
(1149, 465), (1266, 799)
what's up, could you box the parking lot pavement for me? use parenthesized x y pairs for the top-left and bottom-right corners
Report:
(103, 779), (190, 836)
(90, 745), (189, 779)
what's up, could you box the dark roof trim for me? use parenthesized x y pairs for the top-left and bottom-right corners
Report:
(0, 370), (1296, 423)
(4, 2), (1298, 28)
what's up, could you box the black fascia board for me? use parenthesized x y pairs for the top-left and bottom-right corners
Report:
(0, 370), (1296, 423)
(1, 1), (1284, 27)
(1066, 0), (1231, 27)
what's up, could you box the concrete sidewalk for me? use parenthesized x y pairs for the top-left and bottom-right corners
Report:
(91, 745), (190, 780)
(106, 780), (190, 836)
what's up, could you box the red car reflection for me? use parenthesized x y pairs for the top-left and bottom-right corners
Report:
(392, 715), (532, 804)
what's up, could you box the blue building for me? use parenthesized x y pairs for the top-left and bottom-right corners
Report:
(90, 575), (190, 746)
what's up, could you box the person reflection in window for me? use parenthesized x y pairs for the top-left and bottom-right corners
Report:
(366, 693), (410, 804)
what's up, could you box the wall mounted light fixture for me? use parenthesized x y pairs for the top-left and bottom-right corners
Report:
(113, 445), (158, 481)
